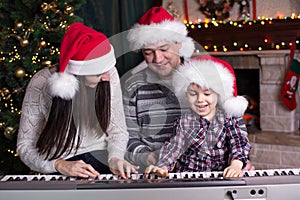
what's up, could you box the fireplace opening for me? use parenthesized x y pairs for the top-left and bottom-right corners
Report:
(235, 69), (260, 133)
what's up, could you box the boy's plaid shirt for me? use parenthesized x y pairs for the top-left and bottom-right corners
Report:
(157, 109), (251, 172)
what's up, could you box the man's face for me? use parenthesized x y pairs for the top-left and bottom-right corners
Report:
(142, 41), (181, 79)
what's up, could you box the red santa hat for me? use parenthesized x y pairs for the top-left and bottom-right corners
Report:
(173, 55), (248, 117)
(127, 6), (195, 58)
(48, 22), (116, 99)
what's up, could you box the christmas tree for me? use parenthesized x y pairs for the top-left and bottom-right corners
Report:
(0, 0), (85, 175)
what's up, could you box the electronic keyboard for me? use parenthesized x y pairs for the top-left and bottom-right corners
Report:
(1, 168), (300, 200)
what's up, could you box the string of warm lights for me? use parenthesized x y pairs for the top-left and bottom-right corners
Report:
(185, 14), (300, 52)
(185, 13), (300, 27)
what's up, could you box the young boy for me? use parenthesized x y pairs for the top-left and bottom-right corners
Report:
(144, 56), (252, 178)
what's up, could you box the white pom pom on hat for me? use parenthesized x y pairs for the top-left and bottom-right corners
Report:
(49, 22), (116, 100)
(173, 55), (248, 117)
(127, 6), (195, 58)
(48, 72), (79, 100)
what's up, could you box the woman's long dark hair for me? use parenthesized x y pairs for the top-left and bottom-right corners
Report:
(36, 76), (111, 160)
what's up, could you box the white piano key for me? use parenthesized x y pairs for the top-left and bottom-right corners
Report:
(168, 172), (181, 179)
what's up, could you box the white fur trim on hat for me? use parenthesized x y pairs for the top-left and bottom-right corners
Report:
(223, 96), (248, 117)
(65, 45), (116, 76)
(127, 20), (195, 58)
(48, 72), (79, 100)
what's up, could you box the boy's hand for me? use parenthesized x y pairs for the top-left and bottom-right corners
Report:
(243, 159), (255, 170)
(223, 160), (243, 177)
(144, 165), (169, 178)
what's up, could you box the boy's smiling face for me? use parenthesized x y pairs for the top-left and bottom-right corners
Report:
(186, 83), (218, 121)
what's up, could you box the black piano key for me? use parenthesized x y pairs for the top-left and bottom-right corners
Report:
(191, 174), (196, 178)
(217, 173), (223, 178)
(50, 177), (56, 181)
(57, 176), (64, 181)
(255, 172), (261, 176)
(244, 172), (249, 177)
(32, 177), (39, 181)
(7, 177), (14, 181)
(184, 174), (189, 179)
(262, 171), (268, 176)
(281, 171), (287, 176)
(274, 171), (280, 176)
(288, 170), (295, 175)
(39, 177), (46, 181)
(21, 177), (27, 181)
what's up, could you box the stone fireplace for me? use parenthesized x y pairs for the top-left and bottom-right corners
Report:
(203, 50), (300, 133)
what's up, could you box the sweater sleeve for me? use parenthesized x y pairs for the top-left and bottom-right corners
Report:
(17, 69), (57, 173)
(106, 67), (129, 161)
(121, 71), (153, 166)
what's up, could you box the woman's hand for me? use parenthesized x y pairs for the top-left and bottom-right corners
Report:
(144, 165), (168, 178)
(108, 157), (139, 179)
(223, 160), (243, 178)
(54, 159), (100, 178)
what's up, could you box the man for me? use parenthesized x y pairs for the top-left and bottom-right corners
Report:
(121, 6), (254, 172)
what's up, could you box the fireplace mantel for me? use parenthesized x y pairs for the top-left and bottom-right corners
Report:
(207, 50), (291, 56)
(188, 19), (300, 52)
(193, 50), (299, 133)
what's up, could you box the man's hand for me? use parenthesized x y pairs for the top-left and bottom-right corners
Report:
(54, 159), (100, 178)
(108, 157), (139, 179)
(146, 152), (158, 166)
(144, 165), (168, 178)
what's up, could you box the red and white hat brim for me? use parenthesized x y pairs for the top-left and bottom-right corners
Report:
(48, 45), (116, 100)
(127, 20), (195, 58)
(66, 45), (116, 76)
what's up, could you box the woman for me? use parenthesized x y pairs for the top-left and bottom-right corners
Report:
(17, 22), (138, 179)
